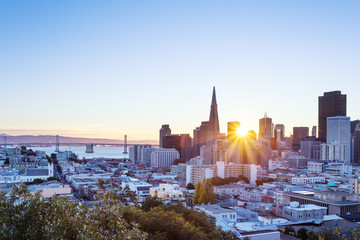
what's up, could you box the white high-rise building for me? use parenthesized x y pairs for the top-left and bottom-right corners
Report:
(150, 148), (179, 168)
(320, 143), (345, 161)
(327, 116), (351, 163)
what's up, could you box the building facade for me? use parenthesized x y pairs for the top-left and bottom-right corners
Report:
(327, 116), (351, 163)
(318, 91), (347, 141)
(150, 148), (180, 168)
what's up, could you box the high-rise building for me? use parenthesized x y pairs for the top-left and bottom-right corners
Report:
(162, 134), (181, 156)
(327, 116), (351, 162)
(292, 127), (309, 151)
(353, 123), (360, 164)
(129, 144), (153, 163)
(226, 121), (241, 164)
(312, 126), (317, 138)
(227, 121), (240, 142)
(151, 148), (180, 168)
(204, 87), (221, 165)
(140, 145), (153, 165)
(180, 134), (192, 161)
(318, 91), (346, 141)
(259, 113), (273, 139)
(300, 137), (321, 160)
(193, 121), (209, 157)
(274, 124), (285, 142)
(162, 134), (192, 161)
(207, 86), (220, 141)
(159, 124), (171, 147)
(351, 120), (360, 134)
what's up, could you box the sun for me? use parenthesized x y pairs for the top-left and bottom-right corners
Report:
(236, 126), (248, 137)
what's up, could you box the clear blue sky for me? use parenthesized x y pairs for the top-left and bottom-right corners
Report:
(0, 1), (359, 140)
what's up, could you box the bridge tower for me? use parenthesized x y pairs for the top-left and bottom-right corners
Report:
(55, 135), (60, 152)
(123, 135), (128, 154)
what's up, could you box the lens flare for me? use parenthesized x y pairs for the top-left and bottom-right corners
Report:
(236, 127), (247, 137)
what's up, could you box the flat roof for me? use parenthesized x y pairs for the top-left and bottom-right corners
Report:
(285, 192), (360, 206)
(241, 230), (279, 236)
(200, 204), (236, 214)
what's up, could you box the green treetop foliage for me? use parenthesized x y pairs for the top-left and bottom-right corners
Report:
(0, 183), (238, 240)
(210, 176), (249, 186)
(193, 179), (215, 205)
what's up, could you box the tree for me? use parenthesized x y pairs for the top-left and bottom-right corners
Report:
(297, 227), (308, 240)
(20, 146), (27, 154)
(186, 183), (195, 190)
(56, 165), (62, 174)
(0, 184), (238, 240)
(141, 196), (164, 212)
(196, 179), (215, 205)
(284, 226), (295, 235)
(193, 182), (202, 205)
(239, 175), (250, 184)
(47, 176), (60, 182)
(255, 180), (263, 186)
(26, 178), (45, 185)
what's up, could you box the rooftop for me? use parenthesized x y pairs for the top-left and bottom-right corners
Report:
(199, 204), (236, 214)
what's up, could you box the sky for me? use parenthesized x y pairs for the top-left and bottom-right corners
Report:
(0, 1), (359, 141)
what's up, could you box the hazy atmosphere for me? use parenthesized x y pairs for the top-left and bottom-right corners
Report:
(1, 1), (359, 140)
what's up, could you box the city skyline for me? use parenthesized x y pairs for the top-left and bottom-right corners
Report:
(1, 1), (360, 140)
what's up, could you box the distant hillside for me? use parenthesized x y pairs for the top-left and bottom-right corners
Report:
(0, 134), (158, 145)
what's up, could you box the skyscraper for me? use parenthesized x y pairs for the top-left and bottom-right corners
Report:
(292, 127), (309, 151)
(274, 124), (285, 142)
(207, 86), (220, 141)
(226, 121), (241, 164)
(353, 123), (360, 164)
(159, 124), (171, 147)
(227, 121), (240, 142)
(204, 87), (221, 164)
(318, 91), (346, 141)
(259, 113), (273, 139)
(193, 121), (209, 157)
(312, 126), (317, 138)
(327, 116), (351, 163)
(162, 134), (192, 161)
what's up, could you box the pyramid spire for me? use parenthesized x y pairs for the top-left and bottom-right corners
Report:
(208, 86), (220, 141)
(211, 86), (217, 105)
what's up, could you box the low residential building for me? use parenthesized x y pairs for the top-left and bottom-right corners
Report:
(352, 177), (360, 194)
(186, 162), (259, 185)
(239, 230), (280, 240)
(307, 161), (324, 174)
(170, 163), (187, 179)
(0, 169), (21, 186)
(325, 163), (353, 176)
(287, 156), (309, 169)
(291, 176), (325, 185)
(196, 204), (237, 223)
(283, 202), (327, 221)
(230, 207), (258, 221)
(30, 182), (72, 198)
(121, 176), (152, 203)
(186, 164), (217, 184)
(150, 183), (185, 201)
(283, 190), (360, 215)
(258, 214), (288, 225)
